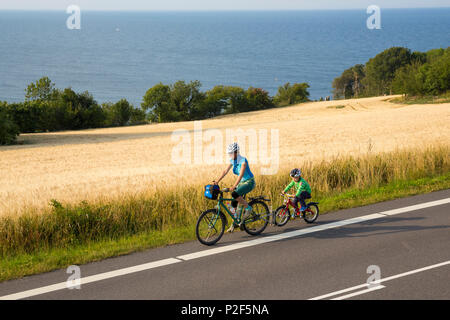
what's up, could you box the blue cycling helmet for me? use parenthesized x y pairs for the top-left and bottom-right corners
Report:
(290, 168), (301, 177)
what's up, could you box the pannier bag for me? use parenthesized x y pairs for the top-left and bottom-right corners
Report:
(204, 184), (221, 200)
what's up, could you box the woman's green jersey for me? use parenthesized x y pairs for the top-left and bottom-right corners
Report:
(284, 178), (311, 196)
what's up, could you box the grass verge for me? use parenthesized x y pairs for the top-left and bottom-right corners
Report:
(389, 91), (450, 104)
(1, 171), (449, 282)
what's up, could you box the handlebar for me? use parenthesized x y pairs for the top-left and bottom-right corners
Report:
(281, 193), (296, 198)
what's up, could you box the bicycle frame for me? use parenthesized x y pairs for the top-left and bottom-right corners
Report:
(204, 188), (271, 232)
(215, 193), (245, 224)
(197, 187), (272, 245)
(281, 194), (313, 214)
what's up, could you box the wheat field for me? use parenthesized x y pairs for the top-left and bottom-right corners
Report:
(1, 95), (449, 217)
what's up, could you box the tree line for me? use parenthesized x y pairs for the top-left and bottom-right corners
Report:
(141, 81), (310, 122)
(332, 46), (450, 99)
(0, 77), (310, 145)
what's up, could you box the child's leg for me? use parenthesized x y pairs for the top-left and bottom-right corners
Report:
(298, 197), (307, 210)
(298, 191), (311, 210)
(292, 196), (300, 209)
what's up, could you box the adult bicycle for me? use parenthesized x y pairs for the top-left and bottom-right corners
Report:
(196, 185), (272, 246)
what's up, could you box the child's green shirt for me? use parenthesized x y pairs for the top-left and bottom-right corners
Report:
(284, 177), (311, 196)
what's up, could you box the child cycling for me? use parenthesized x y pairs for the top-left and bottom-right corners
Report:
(281, 168), (312, 215)
(213, 142), (255, 232)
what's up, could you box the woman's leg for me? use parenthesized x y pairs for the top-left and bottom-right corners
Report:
(234, 195), (249, 207)
(233, 178), (255, 208)
(228, 193), (250, 232)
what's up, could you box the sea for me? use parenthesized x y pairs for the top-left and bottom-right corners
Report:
(0, 8), (449, 105)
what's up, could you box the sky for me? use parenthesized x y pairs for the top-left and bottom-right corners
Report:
(1, 0), (449, 11)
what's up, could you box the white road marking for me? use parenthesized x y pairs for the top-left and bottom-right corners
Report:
(378, 198), (450, 216)
(177, 213), (385, 260)
(177, 198), (450, 260)
(0, 258), (181, 300)
(331, 285), (386, 300)
(310, 260), (450, 300)
(1, 197), (449, 300)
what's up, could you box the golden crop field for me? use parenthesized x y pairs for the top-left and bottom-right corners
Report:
(1, 95), (449, 217)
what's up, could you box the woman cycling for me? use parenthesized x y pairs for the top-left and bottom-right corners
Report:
(213, 142), (255, 232)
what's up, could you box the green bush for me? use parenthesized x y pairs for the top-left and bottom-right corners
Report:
(0, 106), (20, 145)
(393, 47), (449, 96)
(334, 46), (450, 99)
(421, 49), (450, 95)
(274, 82), (310, 106)
(142, 81), (287, 122)
(332, 65), (365, 99)
(129, 107), (147, 125)
(103, 99), (133, 127)
(244, 87), (274, 111)
(363, 47), (413, 96)
(4, 76), (310, 129)
(392, 62), (424, 96)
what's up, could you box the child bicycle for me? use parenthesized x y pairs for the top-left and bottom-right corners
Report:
(196, 185), (272, 246)
(273, 193), (319, 227)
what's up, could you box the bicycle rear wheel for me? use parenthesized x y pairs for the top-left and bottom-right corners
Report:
(303, 204), (319, 224)
(243, 200), (269, 236)
(196, 209), (226, 246)
(274, 205), (291, 227)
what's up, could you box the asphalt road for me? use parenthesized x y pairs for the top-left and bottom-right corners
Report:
(0, 189), (449, 300)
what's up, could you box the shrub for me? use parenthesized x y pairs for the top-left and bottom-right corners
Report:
(274, 82), (310, 106)
(103, 99), (134, 127)
(245, 87), (274, 111)
(0, 106), (20, 145)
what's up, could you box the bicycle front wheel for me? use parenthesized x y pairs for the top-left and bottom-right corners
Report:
(243, 200), (270, 236)
(196, 209), (226, 246)
(274, 205), (291, 227)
